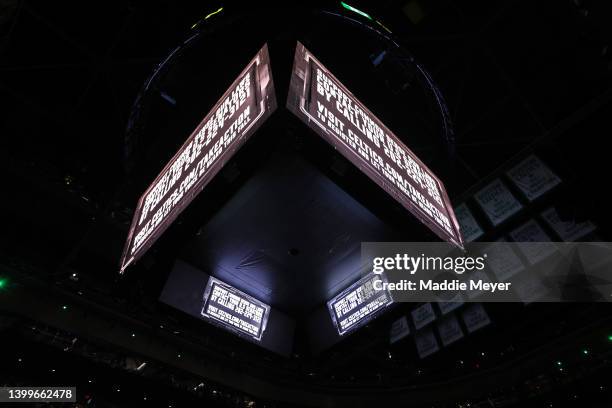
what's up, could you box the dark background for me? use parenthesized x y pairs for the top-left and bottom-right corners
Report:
(1, 1), (612, 407)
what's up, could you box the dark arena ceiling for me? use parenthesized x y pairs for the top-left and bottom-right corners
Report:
(1, 1), (612, 407)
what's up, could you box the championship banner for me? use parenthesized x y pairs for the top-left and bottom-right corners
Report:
(455, 203), (484, 242)
(389, 316), (411, 344)
(474, 179), (522, 226)
(411, 302), (436, 330)
(415, 327), (439, 358)
(437, 313), (464, 346)
(507, 155), (561, 201)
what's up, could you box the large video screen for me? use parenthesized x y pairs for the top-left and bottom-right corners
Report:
(159, 261), (294, 356)
(201, 277), (270, 341)
(287, 42), (463, 248)
(327, 273), (393, 335)
(120, 44), (277, 272)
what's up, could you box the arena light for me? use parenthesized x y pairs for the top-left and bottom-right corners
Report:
(375, 20), (393, 34)
(340, 2), (373, 20)
(204, 7), (223, 20)
(191, 7), (224, 29)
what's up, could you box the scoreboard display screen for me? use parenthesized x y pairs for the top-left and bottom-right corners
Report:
(120, 44), (276, 273)
(327, 273), (393, 335)
(201, 277), (270, 341)
(287, 42), (463, 248)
